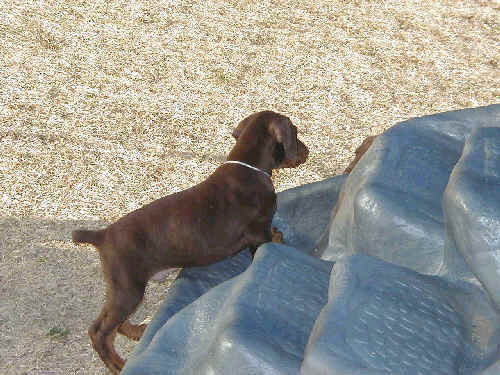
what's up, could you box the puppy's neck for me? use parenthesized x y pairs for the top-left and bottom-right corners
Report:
(227, 132), (277, 175)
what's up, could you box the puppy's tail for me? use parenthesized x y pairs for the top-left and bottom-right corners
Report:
(72, 229), (105, 247)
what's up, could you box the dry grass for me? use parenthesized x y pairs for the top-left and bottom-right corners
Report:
(0, 0), (498, 373)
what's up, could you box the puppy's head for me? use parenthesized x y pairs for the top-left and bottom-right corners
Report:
(232, 111), (308, 169)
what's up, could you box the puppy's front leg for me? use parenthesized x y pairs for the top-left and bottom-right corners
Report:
(271, 226), (284, 243)
(247, 223), (283, 257)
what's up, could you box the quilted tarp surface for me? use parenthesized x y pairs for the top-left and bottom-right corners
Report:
(123, 104), (500, 375)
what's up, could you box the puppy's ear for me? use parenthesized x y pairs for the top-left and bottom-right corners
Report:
(232, 121), (245, 139)
(232, 114), (255, 139)
(268, 119), (297, 166)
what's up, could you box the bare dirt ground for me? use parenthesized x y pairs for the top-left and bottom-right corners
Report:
(1, 0), (498, 373)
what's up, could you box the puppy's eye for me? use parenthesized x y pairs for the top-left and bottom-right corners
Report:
(274, 143), (285, 164)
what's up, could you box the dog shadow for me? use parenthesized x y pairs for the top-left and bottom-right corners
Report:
(0, 216), (172, 374)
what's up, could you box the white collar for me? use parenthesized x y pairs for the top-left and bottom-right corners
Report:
(223, 160), (271, 178)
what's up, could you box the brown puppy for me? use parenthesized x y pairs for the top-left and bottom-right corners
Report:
(72, 111), (308, 374)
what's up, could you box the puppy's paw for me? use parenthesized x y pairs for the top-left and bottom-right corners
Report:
(118, 320), (148, 341)
(271, 227), (284, 244)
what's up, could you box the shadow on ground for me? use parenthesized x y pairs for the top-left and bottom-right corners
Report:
(0, 216), (173, 375)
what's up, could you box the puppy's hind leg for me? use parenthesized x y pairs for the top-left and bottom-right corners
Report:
(118, 319), (147, 341)
(89, 280), (146, 374)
